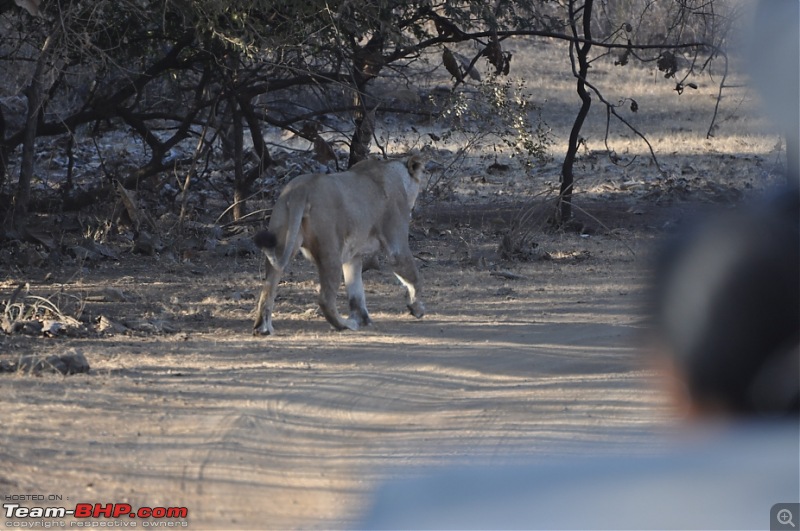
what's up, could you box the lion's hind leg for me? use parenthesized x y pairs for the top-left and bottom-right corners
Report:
(343, 258), (372, 327)
(253, 261), (282, 335)
(317, 254), (359, 331)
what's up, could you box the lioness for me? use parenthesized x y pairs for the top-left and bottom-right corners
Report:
(253, 156), (426, 335)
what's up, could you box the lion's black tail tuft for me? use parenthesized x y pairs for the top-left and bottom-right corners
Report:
(254, 230), (278, 249)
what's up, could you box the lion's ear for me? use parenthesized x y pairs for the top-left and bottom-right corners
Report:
(407, 155), (424, 180)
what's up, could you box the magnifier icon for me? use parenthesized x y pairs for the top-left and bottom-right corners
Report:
(778, 509), (796, 528)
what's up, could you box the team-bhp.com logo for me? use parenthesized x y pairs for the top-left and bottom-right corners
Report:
(4, 502), (188, 527)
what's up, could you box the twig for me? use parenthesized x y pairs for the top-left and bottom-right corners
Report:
(214, 190), (267, 225)
(179, 118), (212, 230)
(220, 208), (273, 228)
(577, 73), (663, 174)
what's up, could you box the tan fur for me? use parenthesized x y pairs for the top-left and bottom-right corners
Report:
(253, 156), (426, 335)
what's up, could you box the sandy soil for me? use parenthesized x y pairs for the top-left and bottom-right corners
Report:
(0, 210), (672, 529)
(0, 41), (786, 529)
(0, 197), (734, 529)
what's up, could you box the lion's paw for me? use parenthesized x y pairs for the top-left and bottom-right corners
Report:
(408, 302), (425, 319)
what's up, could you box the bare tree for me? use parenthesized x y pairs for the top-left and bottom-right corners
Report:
(0, 0), (736, 230)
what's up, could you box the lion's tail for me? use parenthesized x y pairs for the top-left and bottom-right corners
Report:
(254, 199), (305, 272)
(254, 230), (277, 249)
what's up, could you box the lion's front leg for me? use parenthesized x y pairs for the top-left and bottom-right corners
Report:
(390, 247), (425, 319)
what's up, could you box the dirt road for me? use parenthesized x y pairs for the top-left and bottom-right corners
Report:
(0, 43), (776, 527)
(1, 211), (679, 529)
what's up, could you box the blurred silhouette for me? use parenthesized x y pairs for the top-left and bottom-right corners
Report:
(651, 187), (799, 417)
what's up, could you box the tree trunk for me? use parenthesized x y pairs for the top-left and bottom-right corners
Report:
(348, 89), (375, 168)
(13, 33), (56, 228)
(559, 0), (593, 224)
(231, 95), (246, 221)
(348, 34), (384, 168)
(238, 95), (273, 179)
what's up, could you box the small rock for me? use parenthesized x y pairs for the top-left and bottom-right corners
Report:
(97, 315), (128, 334)
(87, 241), (120, 260)
(11, 351), (91, 375)
(17, 246), (46, 268)
(62, 351), (90, 374)
(102, 287), (129, 302)
(41, 320), (64, 336)
(12, 320), (44, 335)
(69, 245), (101, 262)
(133, 231), (158, 256)
(203, 238), (217, 252)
